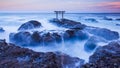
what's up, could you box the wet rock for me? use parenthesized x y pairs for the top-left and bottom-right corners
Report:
(42, 32), (56, 45)
(50, 18), (86, 29)
(63, 29), (89, 41)
(85, 18), (98, 23)
(63, 29), (75, 40)
(9, 31), (31, 46)
(9, 31), (60, 46)
(84, 37), (98, 52)
(0, 40), (84, 68)
(52, 33), (62, 43)
(84, 36), (106, 52)
(10, 28), (90, 46)
(0, 27), (5, 32)
(82, 40), (120, 68)
(41, 32), (62, 46)
(18, 20), (42, 30)
(75, 30), (89, 40)
(30, 31), (42, 45)
(85, 27), (119, 40)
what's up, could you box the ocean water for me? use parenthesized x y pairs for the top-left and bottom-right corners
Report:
(0, 13), (120, 62)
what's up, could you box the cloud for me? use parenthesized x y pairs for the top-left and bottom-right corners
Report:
(89, 2), (120, 12)
(0, 0), (120, 12)
(96, 2), (120, 8)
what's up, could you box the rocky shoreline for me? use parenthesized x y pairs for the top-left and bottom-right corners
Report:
(82, 40), (120, 68)
(0, 40), (84, 68)
(0, 39), (120, 68)
(0, 18), (120, 68)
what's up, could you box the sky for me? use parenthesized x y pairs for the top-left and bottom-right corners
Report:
(0, 0), (120, 13)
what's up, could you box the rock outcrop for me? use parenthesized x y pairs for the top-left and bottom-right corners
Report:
(18, 20), (42, 30)
(84, 27), (119, 40)
(9, 29), (89, 46)
(0, 40), (84, 68)
(82, 41), (120, 68)
(9, 31), (31, 46)
(63, 29), (89, 41)
(50, 18), (86, 29)
(9, 31), (61, 46)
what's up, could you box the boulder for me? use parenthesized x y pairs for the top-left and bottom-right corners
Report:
(30, 31), (42, 45)
(63, 29), (75, 40)
(18, 20), (42, 30)
(0, 40), (84, 68)
(52, 33), (62, 43)
(50, 18), (86, 29)
(63, 29), (89, 41)
(42, 32), (56, 45)
(84, 37), (98, 52)
(85, 27), (119, 40)
(9, 31), (31, 46)
(75, 30), (89, 40)
(82, 40), (120, 68)
(9, 31), (62, 46)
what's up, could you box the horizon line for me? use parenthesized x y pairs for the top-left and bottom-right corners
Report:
(0, 12), (120, 14)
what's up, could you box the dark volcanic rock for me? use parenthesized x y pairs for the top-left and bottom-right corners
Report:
(50, 18), (86, 29)
(30, 31), (42, 45)
(63, 29), (76, 40)
(52, 33), (62, 43)
(42, 32), (56, 45)
(0, 40), (84, 68)
(9, 31), (62, 46)
(75, 30), (89, 40)
(85, 27), (119, 40)
(9, 31), (31, 46)
(63, 29), (89, 41)
(18, 20), (42, 30)
(84, 36), (106, 52)
(9, 29), (89, 46)
(84, 37), (97, 52)
(0, 27), (5, 32)
(82, 41), (120, 68)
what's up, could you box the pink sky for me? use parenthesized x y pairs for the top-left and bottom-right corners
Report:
(0, 0), (120, 13)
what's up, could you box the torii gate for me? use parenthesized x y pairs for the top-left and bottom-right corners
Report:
(54, 11), (65, 19)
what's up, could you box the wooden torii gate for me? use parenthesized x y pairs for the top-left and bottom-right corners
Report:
(54, 11), (65, 19)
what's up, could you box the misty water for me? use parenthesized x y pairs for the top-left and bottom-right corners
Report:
(0, 13), (120, 62)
